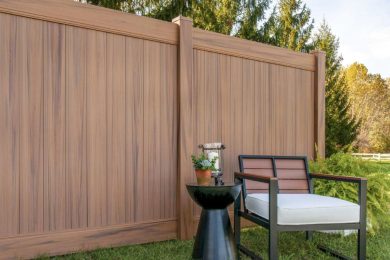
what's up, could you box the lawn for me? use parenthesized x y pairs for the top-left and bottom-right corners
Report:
(41, 159), (390, 260)
(42, 227), (390, 260)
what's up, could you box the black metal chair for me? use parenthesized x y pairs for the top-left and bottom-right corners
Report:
(234, 155), (367, 260)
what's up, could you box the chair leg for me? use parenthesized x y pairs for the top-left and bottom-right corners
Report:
(358, 179), (367, 260)
(269, 230), (278, 260)
(358, 228), (366, 260)
(234, 194), (241, 259)
(234, 212), (241, 247)
(306, 231), (313, 241)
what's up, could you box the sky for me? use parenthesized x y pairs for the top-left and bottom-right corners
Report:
(304, 0), (390, 78)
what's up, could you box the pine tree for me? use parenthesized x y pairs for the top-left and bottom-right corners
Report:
(264, 0), (314, 52)
(235, 0), (271, 41)
(313, 21), (359, 156)
(82, 0), (240, 35)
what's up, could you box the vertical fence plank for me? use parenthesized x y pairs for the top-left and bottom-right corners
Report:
(125, 37), (144, 223)
(231, 57), (243, 172)
(86, 30), (107, 227)
(143, 40), (162, 221)
(43, 21), (66, 232)
(254, 61), (270, 155)
(311, 50), (326, 158)
(220, 55), (232, 180)
(19, 17), (44, 234)
(167, 44), (178, 219)
(106, 33), (126, 225)
(285, 67), (296, 155)
(160, 44), (178, 219)
(0, 13), (19, 237)
(205, 52), (218, 143)
(66, 26), (88, 229)
(306, 71), (315, 159)
(243, 60), (255, 155)
(173, 16), (194, 240)
(295, 69), (306, 155)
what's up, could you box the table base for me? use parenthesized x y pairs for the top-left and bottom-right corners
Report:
(193, 209), (237, 260)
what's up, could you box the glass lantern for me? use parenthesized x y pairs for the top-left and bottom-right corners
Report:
(198, 143), (226, 185)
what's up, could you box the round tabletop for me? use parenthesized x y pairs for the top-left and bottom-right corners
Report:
(186, 182), (241, 209)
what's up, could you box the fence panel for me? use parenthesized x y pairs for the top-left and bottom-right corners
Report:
(0, 1), (324, 258)
(0, 2), (178, 257)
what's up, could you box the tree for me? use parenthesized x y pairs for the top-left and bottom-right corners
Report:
(81, 0), (241, 35)
(344, 63), (390, 152)
(312, 21), (359, 156)
(235, 0), (271, 41)
(264, 0), (314, 52)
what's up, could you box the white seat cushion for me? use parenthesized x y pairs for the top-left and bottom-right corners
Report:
(246, 193), (360, 225)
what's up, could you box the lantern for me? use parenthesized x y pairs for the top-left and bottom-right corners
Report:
(199, 143), (226, 185)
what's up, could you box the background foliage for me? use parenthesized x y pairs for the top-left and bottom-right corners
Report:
(344, 63), (390, 153)
(310, 153), (390, 233)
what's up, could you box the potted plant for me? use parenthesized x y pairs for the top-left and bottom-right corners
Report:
(191, 153), (217, 186)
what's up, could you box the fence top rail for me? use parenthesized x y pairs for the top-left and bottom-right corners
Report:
(192, 28), (316, 71)
(0, 0), (179, 44)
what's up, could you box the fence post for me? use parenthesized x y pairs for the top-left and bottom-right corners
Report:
(311, 50), (326, 158)
(173, 16), (194, 240)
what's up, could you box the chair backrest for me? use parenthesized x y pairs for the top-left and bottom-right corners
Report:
(238, 155), (311, 196)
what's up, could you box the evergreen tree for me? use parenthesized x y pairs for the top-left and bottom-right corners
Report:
(235, 0), (271, 41)
(82, 0), (240, 35)
(264, 0), (314, 52)
(313, 21), (359, 156)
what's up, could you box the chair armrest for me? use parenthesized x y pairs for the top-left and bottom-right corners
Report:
(310, 173), (367, 209)
(234, 172), (278, 183)
(234, 172), (278, 226)
(310, 173), (367, 184)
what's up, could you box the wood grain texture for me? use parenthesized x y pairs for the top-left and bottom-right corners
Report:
(0, 13), (19, 237)
(125, 37), (144, 223)
(106, 33), (126, 225)
(86, 29), (107, 227)
(0, 220), (177, 259)
(19, 17), (44, 234)
(173, 16), (194, 240)
(43, 21), (66, 232)
(193, 52), (317, 202)
(66, 25), (88, 229)
(144, 40), (161, 221)
(312, 50), (326, 158)
(0, 0), (179, 44)
(193, 28), (315, 71)
(160, 44), (178, 219)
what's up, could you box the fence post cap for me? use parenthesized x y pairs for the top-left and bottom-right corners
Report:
(172, 16), (192, 23)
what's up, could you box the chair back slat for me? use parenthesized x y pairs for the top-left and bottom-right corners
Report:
(238, 155), (311, 195)
(240, 158), (273, 193)
(274, 159), (305, 169)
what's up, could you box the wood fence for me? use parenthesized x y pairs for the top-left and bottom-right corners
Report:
(0, 0), (325, 258)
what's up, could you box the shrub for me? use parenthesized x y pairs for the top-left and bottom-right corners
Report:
(309, 153), (390, 233)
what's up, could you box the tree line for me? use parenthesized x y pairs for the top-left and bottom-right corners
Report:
(80, 0), (390, 155)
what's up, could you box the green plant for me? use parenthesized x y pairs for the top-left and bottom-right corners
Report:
(191, 153), (217, 171)
(309, 153), (390, 233)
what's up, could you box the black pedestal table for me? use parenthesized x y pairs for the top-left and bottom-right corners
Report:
(186, 183), (241, 260)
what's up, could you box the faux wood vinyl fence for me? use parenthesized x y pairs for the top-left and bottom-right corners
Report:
(0, 0), (325, 259)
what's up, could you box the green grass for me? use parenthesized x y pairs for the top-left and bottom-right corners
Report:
(40, 160), (390, 260)
(370, 161), (390, 172)
(40, 227), (390, 260)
